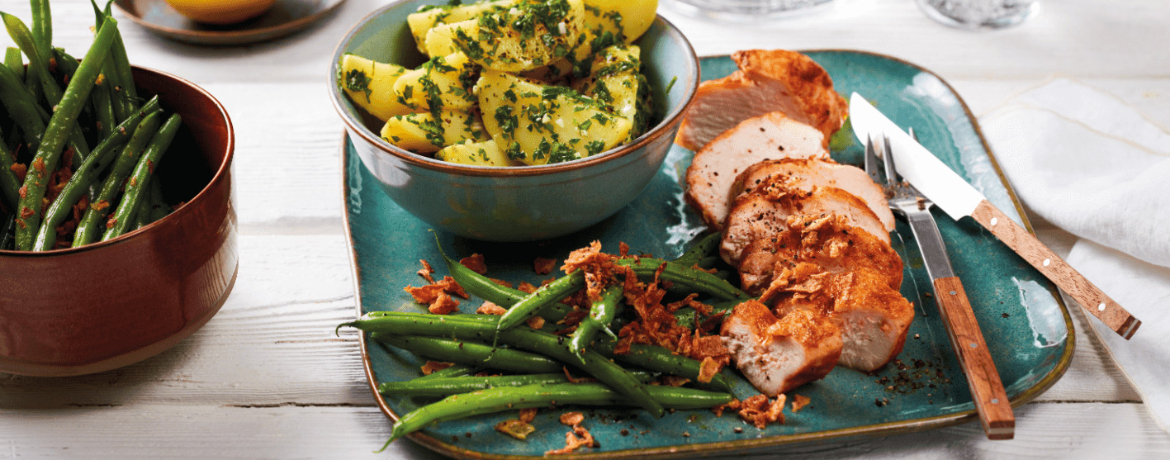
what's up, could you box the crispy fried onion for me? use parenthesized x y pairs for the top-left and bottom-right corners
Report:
(404, 276), (468, 314)
(546, 412), (595, 455)
(738, 394), (787, 429)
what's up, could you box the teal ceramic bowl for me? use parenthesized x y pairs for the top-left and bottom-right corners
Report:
(328, 0), (699, 242)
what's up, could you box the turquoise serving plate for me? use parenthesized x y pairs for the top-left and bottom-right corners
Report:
(341, 51), (1074, 459)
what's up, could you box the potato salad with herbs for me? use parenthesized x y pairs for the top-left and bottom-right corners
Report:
(338, 0), (659, 166)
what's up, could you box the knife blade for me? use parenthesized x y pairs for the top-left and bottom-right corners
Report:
(849, 93), (1141, 340)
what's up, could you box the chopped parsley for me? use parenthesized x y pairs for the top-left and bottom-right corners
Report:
(344, 69), (372, 103)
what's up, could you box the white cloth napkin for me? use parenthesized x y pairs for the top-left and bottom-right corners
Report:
(980, 79), (1170, 433)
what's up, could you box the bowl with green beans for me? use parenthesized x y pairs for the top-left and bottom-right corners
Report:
(0, 6), (237, 376)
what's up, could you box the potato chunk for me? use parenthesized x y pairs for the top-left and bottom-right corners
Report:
(338, 54), (414, 121)
(477, 69), (631, 165)
(571, 44), (651, 140)
(435, 139), (523, 167)
(443, 0), (586, 73)
(380, 111), (490, 153)
(582, 0), (657, 44)
(393, 52), (480, 114)
(407, 0), (520, 55)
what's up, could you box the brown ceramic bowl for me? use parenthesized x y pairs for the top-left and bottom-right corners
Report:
(0, 66), (237, 377)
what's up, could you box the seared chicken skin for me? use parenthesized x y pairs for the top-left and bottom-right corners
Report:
(734, 159), (896, 232)
(721, 300), (842, 397)
(677, 49), (848, 152)
(685, 112), (827, 230)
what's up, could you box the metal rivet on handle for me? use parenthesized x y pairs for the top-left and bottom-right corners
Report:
(950, 291), (957, 296)
(1098, 303), (1106, 312)
(992, 399), (999, 404)
(990, 217), (998, 226)
(1043, 259), (1051, 267)
(970, 343), (977, 348)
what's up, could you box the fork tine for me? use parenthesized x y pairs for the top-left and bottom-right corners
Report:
(864, 134), (884, 183)
(881, 133), (898, 183)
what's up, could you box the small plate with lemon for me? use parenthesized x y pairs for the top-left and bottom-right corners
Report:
(114, 0), (347, 45)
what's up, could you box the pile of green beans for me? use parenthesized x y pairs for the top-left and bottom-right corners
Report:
(0, 2), (179, 251)
(338, 233), (751, 447)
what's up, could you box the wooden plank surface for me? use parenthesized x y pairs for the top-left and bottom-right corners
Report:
(1, 0), (1168, 458)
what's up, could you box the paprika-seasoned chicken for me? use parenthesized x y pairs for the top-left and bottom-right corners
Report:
(734, 212), (902, 295)
(720, 179), (891, 274)
(733, 159), (896, 232)
(721, 300), (842, 397)
(684, 112), (827, 230)
(676, 49), (848, 152)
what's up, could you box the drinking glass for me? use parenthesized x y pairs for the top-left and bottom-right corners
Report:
(917, 0), (1040, 30)
(666, 0), (838, 22)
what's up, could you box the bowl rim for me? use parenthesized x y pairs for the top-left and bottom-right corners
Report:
(0, 65), (236, 257)
(327, 0), (700, 178)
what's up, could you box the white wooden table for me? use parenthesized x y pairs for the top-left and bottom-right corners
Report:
(3, 0), (1169, 458)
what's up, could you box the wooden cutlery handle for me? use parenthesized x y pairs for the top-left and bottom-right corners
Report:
(933, 276), (1016, 440)
(971, 200), (1141, 339)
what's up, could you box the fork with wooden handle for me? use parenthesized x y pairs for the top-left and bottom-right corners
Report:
(867, 132), (1015, 440)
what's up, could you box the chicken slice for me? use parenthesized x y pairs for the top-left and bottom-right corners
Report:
(827, 267), (916, 372)
(733, 213), (902, 295)
(721, 180), (891, 269)
(734, 159), (896, 232)
(720, 300), (842, 397)
(684, 112), (827, 230)
(676, 49), (848, 151)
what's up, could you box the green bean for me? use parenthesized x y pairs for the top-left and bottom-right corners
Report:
(30, 0), (52, 59)
(73, 109), (160, 248)
(616, 257), (750, 301)
(33, 96), (160, 251)
(672, 232), (722, 267)
(91, 1), (134, 119)
(103, 113), (180, 240)
(497, 270), (585, 331)
(379, 370), (655, 397)
(11, 17), (116, 250)
(0, 212), (14, 250)
(593, 340), (734, 393)
(568, 285), (622, 363)
(433, 232), (524, 306)
(89, 68), (116, 144)
(3, 47), (21, 77)
(101, 2), (137, 111)
(373, 334), (564, 374)
(146, 179), (169, 222)
(431, 233), (574, 322)
(415, 364), (476, 381)
(341, 313), (664, 417)
(697, 255), (722, 269)
(52, 49), (93, 165)
(0, 63), (45, 152)
(0, 127), (20, 211)
(380, 383), (732, 448)
(673, 299), (741, 329)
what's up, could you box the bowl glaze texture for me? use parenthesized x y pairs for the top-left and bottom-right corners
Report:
(0, 66), (238, 377)
(329, 0), (699, 242)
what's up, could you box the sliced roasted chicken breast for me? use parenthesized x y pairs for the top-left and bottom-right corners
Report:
(684, 112), (827, 230)
(827, 267), (915, 372)
(677, 49), (848, 152)
(721, 300), (842, 397)
(734, 159), (895, 232)
(721, 178), (891, 267)
(733, 212), (902, 295)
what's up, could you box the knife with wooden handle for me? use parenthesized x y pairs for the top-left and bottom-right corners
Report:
(850, 93), (1141, 339)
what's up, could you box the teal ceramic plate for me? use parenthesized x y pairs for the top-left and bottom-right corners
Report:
(115, 0), (347, 46)
(341, 51), (1074, 459)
